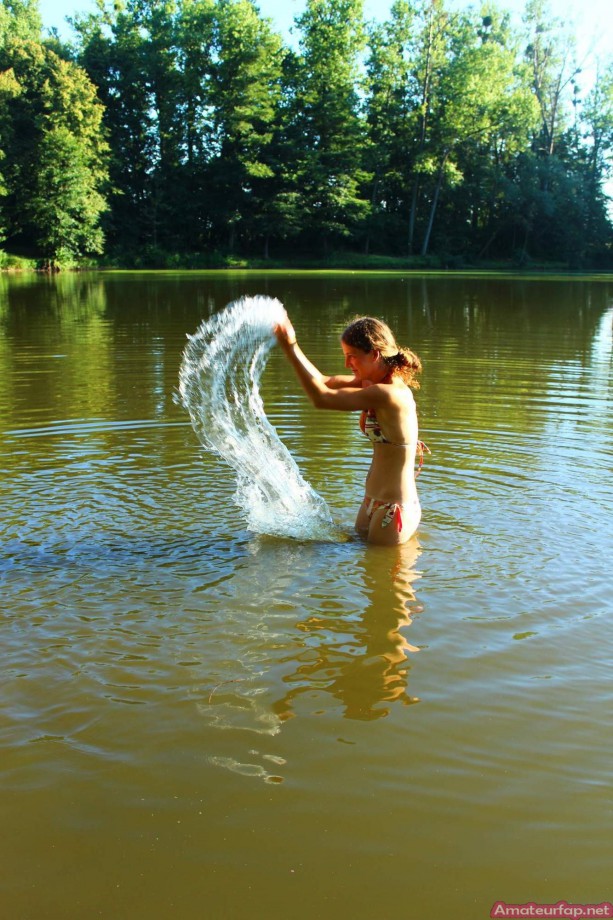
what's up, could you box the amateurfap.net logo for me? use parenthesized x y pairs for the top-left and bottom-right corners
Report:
(490, 903), (613, 919)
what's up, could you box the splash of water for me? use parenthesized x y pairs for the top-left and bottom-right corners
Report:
(178, 295), (338, 541)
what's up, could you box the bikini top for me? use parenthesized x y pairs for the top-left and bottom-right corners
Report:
(359, 408), (409, 446)
(359, 408), (430, 474)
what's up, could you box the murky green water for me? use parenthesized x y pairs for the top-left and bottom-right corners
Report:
(1, 272), (611, 920)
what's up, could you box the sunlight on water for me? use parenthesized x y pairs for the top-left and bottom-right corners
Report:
(177, 295), (340, 541)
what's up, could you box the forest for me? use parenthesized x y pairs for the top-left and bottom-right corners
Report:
(0, 0), (612, 269)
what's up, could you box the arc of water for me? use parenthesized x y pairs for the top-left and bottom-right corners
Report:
(178, 295), (337, 540)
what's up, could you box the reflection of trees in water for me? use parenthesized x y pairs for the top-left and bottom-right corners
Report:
(0, 275), (115, 446)
(0, 273), (108, 327)
(271, 539), (424, 722)
(0, 274), (176, 437)
(2, 275), (610, 437)
(408, 279), (613, 449)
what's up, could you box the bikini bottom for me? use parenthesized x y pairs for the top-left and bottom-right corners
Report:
(364, 496), (406, 532)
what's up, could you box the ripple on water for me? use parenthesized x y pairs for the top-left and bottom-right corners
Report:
(1, 281), (612, 864)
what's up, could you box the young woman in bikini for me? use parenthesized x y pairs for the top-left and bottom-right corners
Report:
(275, 314), (427, 546)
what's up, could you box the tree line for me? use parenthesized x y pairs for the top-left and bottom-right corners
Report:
(1, 0), (612, 269)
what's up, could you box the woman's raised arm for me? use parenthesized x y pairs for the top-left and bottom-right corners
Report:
(275, 318), (358, 392)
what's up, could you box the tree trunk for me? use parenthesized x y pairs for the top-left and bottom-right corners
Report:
(477, 227), (500, 259)
(365, 174), (379, 256)
(408, 180), (419, 254)
(409, 5), (436, 253)
(420, 150), (449, 257)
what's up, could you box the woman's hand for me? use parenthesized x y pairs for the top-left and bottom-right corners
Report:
(274, 314), (297, 348)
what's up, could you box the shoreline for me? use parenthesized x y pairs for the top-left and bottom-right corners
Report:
(2, 255), (613, 276)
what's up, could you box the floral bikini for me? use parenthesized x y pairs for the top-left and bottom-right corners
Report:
(359, 408), (430, 531)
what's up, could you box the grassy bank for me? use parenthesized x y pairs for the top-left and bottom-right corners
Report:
(0, 251), (39, 272)
(2, 247), (610, 273)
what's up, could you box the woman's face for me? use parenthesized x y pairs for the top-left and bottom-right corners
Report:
(341, 341), (379, 381)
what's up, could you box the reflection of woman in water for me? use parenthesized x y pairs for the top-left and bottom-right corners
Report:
(275, 314), (427, 545)
(271, 539), (424, 722)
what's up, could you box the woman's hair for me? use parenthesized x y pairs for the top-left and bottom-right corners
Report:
(341, 316), (422, 389)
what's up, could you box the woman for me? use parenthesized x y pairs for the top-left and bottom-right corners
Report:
(275, 313), (427, 546)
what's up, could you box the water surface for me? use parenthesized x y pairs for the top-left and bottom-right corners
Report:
(1, 271), (611, 919)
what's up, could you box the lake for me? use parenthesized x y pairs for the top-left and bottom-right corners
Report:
(1, 271), (611, 920)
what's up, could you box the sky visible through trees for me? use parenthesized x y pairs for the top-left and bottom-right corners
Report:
(40, 0), (613, 62)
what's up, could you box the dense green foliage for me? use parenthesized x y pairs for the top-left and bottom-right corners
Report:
(0, 0), (109, 267)
(1, 0), (612, 268)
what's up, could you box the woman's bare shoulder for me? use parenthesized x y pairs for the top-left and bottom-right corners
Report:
(372, 380), (415, 406)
